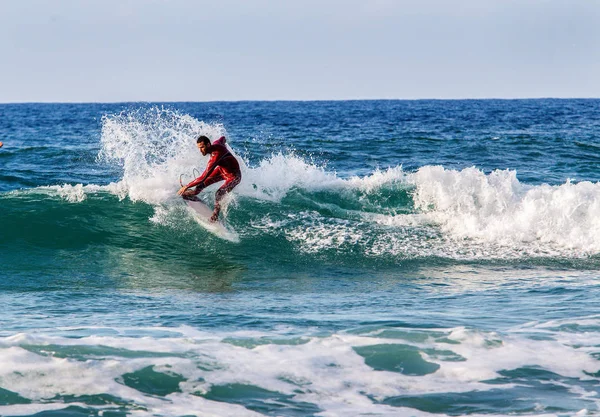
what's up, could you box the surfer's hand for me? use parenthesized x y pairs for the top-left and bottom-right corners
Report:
(177, 186), (188, 196)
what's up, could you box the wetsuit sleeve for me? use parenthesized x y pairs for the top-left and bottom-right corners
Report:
(186, 152), (219, 188)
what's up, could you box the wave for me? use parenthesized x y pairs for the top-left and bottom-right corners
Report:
(1, 318), (599, 416)
(410, 166), (600, 256)
(2, 108), (600, 270)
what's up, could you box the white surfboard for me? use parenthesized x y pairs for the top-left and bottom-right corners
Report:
(184, 199), (239, 242)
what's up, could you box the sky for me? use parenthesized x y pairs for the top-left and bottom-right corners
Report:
(0, 0), (599, 102)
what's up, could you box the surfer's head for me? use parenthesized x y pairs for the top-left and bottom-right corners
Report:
(196, 135), (211, 156)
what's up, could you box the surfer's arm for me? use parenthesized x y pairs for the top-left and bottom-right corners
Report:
(177, 185), (195, 196)
(183, 153), (219, 190)
(177, 163), (214, 196)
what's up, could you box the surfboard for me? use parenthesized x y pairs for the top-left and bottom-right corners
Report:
(184, 199), (239, 242)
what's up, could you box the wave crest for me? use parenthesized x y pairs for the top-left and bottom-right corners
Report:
(412, 166), (600, 254)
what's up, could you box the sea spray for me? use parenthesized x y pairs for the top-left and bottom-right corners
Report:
(99, 107), (229, 205)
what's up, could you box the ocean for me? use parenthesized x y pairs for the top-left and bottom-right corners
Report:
(1, 99), (600, 417)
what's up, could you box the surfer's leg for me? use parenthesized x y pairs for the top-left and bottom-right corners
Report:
(211, 175), (241, 222)
(202, 168), (225, 188)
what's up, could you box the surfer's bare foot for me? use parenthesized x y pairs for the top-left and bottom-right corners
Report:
(210, 212), (219, 222)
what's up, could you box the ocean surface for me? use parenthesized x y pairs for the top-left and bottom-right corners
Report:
(1, 99), (600, 417)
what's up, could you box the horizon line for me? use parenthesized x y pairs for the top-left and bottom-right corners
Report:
(1, 96), (599, 105)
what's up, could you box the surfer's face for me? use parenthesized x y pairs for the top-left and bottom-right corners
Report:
(197, 142), (209, 156)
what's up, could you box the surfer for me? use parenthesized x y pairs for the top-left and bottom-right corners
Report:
(177, 135), (241, 222)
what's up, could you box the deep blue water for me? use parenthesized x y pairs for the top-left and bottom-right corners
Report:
(1, 99), (600, 417)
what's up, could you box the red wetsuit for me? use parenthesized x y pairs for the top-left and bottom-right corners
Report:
(185, 136), (241, 199)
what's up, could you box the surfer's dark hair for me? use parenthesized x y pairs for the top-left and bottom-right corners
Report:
(196, 135), (211, 145)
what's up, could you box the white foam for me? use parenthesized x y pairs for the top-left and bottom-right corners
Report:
(282, 212), (363, 253)
(347, 165), (407, 193)
(235, 152), (344, 201)
(444, 327), (599, 381)
(410, 166), (600, 255)
(0, 322), (598, 416)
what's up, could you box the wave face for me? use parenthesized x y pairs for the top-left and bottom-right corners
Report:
(2, 100), (600, 416)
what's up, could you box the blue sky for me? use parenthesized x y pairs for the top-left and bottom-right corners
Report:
(1, 0), (599, 102)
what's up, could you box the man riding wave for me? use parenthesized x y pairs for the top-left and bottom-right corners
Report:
(177, 135), (241, 222)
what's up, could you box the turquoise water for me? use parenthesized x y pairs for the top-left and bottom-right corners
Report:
(1, 100), (600, 416)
